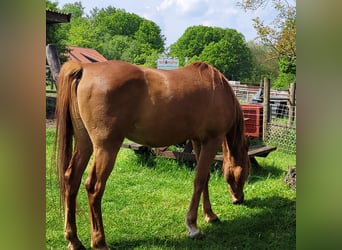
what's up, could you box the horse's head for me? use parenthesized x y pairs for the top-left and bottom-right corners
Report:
(222, 135), (250, 204)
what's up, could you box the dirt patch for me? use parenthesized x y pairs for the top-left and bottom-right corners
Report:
(284, 166), (296, 190)
(46, 119), (56, 128)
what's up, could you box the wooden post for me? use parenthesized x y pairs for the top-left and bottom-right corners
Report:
(288, 82), (296, 127)
(46, 44), (61, 89)
(262, 78), (270, 141)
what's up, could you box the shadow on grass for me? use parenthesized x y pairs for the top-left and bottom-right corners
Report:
(134, 148), (198, 170)
(247, 163), (285, 184)
(105, 196), (295, 250)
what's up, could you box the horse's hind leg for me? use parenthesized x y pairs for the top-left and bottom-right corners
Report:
(64, 144), (92, 250)
(186, 138), (221, 238)
(85, 138), (123, 250)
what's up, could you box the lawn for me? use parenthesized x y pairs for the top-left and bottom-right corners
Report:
(46, 128), (296, 249)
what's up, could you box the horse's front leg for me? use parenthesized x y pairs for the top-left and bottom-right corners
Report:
(202, 173), (220, 223)
(85, 140), (122, 250)
(186, 138), (221, 238)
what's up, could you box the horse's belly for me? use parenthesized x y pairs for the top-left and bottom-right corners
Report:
(126, 124), (192, 147)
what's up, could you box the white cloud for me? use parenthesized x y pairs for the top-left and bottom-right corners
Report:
(158, 0), (173, 11)
(158, 0), (209, 15)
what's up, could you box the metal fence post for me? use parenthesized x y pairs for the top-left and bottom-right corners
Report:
(262, 78), (270, 141)
(288, 82), (296, 127)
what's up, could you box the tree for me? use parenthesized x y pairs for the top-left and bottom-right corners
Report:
(46, 2), (165, 66)
(100, 35), (134, 60)
(169, 25), (224, 65)
(91, 8), (141, 38)
(135, 19), (165, 52)
(170, 26), (253, 81)
(89, 8), (165, 64)
(238, 0), (296, 88)
(67, 18), (96, 48)
(247, 41), (278, 82)
(60, 1), (84, 18)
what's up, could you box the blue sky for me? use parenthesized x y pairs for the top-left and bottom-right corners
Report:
(56, 0), (278, 47)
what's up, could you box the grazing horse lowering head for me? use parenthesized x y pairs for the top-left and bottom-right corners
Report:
(55, 60), (251, 248)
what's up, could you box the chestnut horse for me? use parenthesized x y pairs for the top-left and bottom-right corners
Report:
(55, 60), (250, 250)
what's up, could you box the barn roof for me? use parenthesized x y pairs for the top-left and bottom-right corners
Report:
(66, 46), (107, 63)
(46, 9), (71, 24)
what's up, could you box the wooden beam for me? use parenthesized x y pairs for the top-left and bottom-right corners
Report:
(121, 142), (277, 163)
(46, 44), (61, 88)
(46, 10), (71, 24)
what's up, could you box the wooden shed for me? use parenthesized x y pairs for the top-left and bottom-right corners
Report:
(66, 46), (107, 63)
(46, 9), (71, 24)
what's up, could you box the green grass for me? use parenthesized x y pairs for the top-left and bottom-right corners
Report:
(46, 129), (296, 250)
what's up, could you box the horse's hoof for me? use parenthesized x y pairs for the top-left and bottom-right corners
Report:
(91, 244), (111, 250)
(187, 228), (203, 239)
(208, 217), (221, 224)
(68, 242), (86, 250)
(205, 214), (221, 223)
(188, 231), (204, 240)
(92, 246), (111, 250)
(232, 193), (244, 204)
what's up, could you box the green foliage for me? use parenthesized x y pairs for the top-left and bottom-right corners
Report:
(67, 17), (96, 48)
(247, 41), (278, 82)
(46, 0), (58, 11)
(237, 0), (296, 86)
(170, 26), (253, 81)
(91, 8), (141, 38)
(135, 19), (165, 52)
(46, 1), (165, 66)
(100, 35), (135, 61)
(60, 1), (84, 18)
(272, 57), (296, 88)
(278, 56), (296, 75)
(170, 26), (224, 65)
(273, 72), (296, 89)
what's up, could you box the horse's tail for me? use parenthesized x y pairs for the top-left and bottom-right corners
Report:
(54, 60), (83, 206)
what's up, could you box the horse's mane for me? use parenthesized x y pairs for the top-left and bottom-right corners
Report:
(190, 62), (230, 90)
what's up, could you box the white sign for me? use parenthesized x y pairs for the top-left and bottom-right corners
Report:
(157, 58), (179, 70)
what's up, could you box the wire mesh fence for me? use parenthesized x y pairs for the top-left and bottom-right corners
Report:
(231, 84), (259, 103)
(232, 83), (296, 155)
(265, 104), (296, 154)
